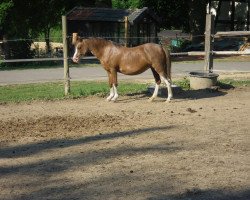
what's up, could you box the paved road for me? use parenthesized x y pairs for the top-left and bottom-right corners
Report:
(0, 61), (249, 85)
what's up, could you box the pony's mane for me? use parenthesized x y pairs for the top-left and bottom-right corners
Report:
(88, 37), (122, 48)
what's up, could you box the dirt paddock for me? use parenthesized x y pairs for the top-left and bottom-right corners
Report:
(0, 86), (249, 200)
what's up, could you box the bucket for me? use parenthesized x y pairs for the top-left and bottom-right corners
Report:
(189, 72), (219, 90)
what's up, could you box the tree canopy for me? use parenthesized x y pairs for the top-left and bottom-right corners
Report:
(0, 0), (208, 60)
(0, 0), (208, 40)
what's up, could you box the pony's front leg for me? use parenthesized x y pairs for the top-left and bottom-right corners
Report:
(106, 71), (118, 101)
(111, 84), (118, 101)
(110, 69), (118, 101)
(106, 72), (114, 101)
(106, 86), (115, 101)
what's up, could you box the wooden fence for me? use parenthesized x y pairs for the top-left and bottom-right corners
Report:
(204, 14), (250, 72)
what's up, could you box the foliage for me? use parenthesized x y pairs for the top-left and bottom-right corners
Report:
(0, 0), (13, 24)
(140, 0), (190, 31)
(0, 0), (214, 68)
(0, 0), (112, 61)
(112, 0), (140, 9)
(173, 78), (190, 90)
(188, 0), (207, 36)
(112, 0), (206, 34)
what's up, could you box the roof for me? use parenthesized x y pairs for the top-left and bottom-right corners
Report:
(66, 7), (161, 24)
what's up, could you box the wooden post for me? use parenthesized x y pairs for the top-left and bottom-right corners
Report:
(247, 1), (250, 31)
(124, 16), (129, 47)
(62, 15), (70, 95)
(204, 14), (214, 72)
(231, 0), (235, 31)
(72, 32), (78, 45)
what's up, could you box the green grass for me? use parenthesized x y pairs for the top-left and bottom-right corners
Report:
(0, 79), (249, 103)
(217, 79), (250, 88)
(0, 60), (102, 71)
(173, 78), (190, 90)
(0, 81), (148, 103)
(175, 78), (250, 90)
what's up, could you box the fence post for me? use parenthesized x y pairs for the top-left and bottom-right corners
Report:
(62, 15), (70, 95)
(124, 16), (129, 47)
(72, 33), (78, 45)
(204, 14), (214, 72)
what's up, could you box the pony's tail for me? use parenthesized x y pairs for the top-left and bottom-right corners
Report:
(163, 47), (172, 81)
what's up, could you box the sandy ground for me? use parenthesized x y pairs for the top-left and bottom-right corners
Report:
(0, 85), (250, 200)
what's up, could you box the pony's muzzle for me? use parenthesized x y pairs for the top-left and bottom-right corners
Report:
(72, 57), (79, 63)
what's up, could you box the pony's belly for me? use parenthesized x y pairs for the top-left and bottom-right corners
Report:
(119, 66), (148, 75)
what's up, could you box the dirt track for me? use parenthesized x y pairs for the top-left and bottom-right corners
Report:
(0, 86), (250, 200)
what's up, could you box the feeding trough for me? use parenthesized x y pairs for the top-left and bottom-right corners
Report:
(189, 72), (219, 90)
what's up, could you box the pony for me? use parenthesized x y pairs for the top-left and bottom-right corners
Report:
(72, 36), (173, 102)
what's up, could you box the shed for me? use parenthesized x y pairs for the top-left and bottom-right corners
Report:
(66, 7), (161, 46)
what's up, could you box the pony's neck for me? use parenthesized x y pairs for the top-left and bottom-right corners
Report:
(87, 38), (109, 59)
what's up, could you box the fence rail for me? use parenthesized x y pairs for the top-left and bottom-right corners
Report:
(1, 51), (250, 63)
(0, 34), (250, 64)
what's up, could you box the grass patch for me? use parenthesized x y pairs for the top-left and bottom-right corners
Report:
(0, 81), (148, 103)
(217, 79), (250, 88)
(0, 60), (101, 71)
(172, 78), (250, 90)
(173, 78), (190, 90)
(0, 79), (249, 103)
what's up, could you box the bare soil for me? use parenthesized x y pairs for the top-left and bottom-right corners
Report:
(0, 86), (249, 200)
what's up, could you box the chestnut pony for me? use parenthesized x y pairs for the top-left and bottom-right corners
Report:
(72, 37), (173, 102)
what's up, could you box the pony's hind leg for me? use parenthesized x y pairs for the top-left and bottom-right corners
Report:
(148, 84), (159, 102)
(160, 75), (173, 102)
(149, 67), (161, 102)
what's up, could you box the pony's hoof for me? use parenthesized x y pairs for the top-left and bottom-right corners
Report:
(148, 98), (154, 102)
(111, 95), (118, 102)
(165, 98), (171, 103)
(165, 98), (174, 103)
(111, 98), (118, 102)
(106, 95), (114, 101)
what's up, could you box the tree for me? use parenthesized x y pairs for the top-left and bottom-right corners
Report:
(1, 0), (37, 60)
(139, 0), (190, 31)
(96, 0), (112, 7)
(1, 0), (112, 61)
(0, 0), (13, 25)
(30, 0), (65, 54)
(112, 0), (140, 8)
(188, 0), (207, 37)
(112, 0), (207, 36)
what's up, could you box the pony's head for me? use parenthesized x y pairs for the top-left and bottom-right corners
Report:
(72, 36), (88, 63)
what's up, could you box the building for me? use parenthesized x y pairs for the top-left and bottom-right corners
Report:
(66, 7), (161, 46)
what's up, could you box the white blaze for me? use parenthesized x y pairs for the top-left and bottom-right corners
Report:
(72, 47), (78, 62)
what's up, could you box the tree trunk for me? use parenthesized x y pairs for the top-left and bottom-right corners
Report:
(45, 28), (51, 55)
